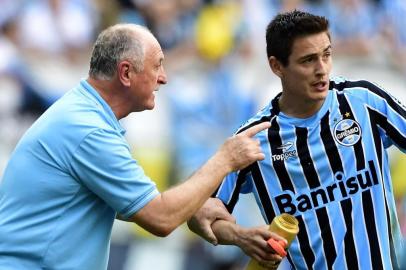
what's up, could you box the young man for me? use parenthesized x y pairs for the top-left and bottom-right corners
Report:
(0, 24), (271, 270)
(189, 10), (405, 269)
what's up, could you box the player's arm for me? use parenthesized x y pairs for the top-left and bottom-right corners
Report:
(361, 81), (406, 151)
(211, 220), (284, 266)
(128, 122), (270, 236)
(187, 198), (235, 245)
(188, 199), (284, 266)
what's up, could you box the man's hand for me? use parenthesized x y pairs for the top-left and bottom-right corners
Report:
(233, 225), (286, 267)
(215, 122), (270, 172)
(187, 198), (235, 245)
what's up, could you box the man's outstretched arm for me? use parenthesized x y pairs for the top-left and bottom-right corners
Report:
(130, 122), (271, 236)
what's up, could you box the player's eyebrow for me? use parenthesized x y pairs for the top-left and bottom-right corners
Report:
(298, 45), (332, 62)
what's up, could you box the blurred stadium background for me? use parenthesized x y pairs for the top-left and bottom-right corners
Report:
(0, 0), (405, 269)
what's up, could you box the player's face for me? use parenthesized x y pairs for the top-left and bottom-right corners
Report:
(279, 32), (332, 109)
(130, 36), (167, 112)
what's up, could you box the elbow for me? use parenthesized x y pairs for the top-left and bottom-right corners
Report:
(154, 227), (173, 238)
(149, 222), (177, 237)
(128, 195), (183, 237)
(152, 225), (176, 237)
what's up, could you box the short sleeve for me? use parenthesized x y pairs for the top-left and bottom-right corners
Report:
(70, 128), (159, 218)
(216, 169), (253, 213)
(363, 82), (406, 152)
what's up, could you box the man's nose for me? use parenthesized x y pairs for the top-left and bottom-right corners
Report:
(158, 67), (167, 85)
(315, 57), (328, 76)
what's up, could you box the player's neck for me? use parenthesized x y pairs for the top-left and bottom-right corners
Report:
(278, 94), (325, 119)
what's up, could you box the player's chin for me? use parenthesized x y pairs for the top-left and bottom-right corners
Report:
(312, 89), (328, 100)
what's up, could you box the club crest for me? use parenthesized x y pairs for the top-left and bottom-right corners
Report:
(334, 119), (362, 146)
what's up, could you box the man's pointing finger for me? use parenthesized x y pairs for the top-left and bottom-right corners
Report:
(239, 122), (271, 138)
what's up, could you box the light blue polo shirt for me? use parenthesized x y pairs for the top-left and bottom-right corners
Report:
(0, 80), (159, 270)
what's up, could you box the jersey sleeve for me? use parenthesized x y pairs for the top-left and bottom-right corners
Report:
(215, 168), (253, 213)
(69, 128), (159, 219)
(364, 81), (406, 152)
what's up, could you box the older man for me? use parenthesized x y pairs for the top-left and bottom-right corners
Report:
(0, 24), (270, 270)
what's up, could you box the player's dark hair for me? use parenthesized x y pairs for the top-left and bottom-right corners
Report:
(266, 10), (329, 66)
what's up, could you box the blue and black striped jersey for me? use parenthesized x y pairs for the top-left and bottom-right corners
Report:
(215, 77), (406, 270)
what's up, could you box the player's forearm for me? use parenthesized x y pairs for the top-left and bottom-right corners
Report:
(211, 219), (242, 245)
(211, 221), (283, 264)
(187, 198), (235, 245)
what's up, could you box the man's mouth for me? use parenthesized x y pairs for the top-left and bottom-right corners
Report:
(312, 81), (327, 91)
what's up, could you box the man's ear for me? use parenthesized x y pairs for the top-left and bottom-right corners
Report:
(117, 61), (132, 87)
(268, 56), (283, 78)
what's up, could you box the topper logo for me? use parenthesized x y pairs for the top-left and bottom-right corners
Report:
(272, 142), (297, 161)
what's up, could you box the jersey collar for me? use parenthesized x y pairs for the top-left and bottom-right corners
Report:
(270, 91), (332, 128)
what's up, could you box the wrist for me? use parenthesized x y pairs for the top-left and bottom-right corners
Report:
(212, 220), (240, 246)
(211, 151), (233, 174)
(232, 225), (245, 247)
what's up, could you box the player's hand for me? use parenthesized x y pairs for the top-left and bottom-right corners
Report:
(235, 225), (286, 267)
(216, 122), (271, 172)
(187, 198), (235, 245)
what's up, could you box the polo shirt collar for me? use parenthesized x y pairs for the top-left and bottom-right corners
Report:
(79, 79), (126, 135)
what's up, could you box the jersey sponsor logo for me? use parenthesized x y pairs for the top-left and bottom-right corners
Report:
(275, 161), (378, 215)
(334, 119), (362, 146)
(272, 142), (297, 161)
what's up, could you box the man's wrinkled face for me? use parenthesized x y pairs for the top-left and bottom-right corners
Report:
(129, 35), (167, 112)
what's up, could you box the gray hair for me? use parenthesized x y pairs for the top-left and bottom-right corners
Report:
(89, 24), (149, 80)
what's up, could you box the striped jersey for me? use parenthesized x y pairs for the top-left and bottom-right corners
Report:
(215, 77), (406, 270)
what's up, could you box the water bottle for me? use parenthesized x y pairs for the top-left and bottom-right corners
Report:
(246, 213), (299, 270)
